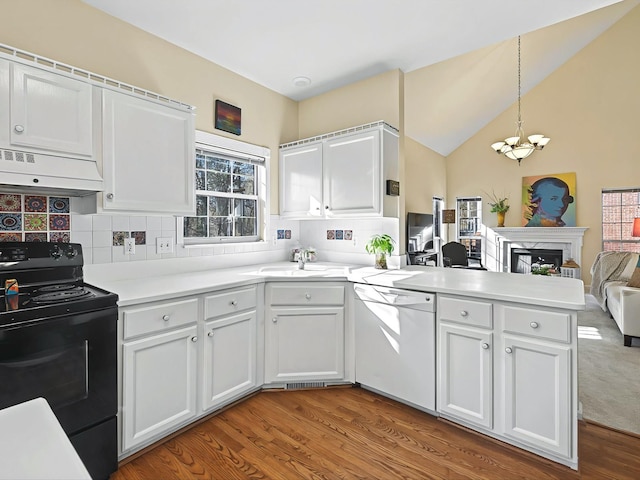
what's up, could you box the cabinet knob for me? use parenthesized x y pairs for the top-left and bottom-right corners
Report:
(460, 310), (468, 317)
(481, 342), (490, 350)
(272, 317), (277, 323)
(191, 336), (198, 342)
(106, 193), (114, 200)
(208, 331), (214, 337)
(325, 205), (330, 210)
(305, 293), (311, 300)
(530, 321), (539, 329)
(231, 300), (238, 306)
(162, 315), (170, 321)
(505, 347), (513, 354)
(14, 125), (24, 133)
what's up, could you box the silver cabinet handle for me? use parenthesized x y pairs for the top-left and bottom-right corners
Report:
(460, 310), (468, 317)
(106, 193), (114, 200)
(505, 347), (513, 354)
(231, 300), (238, 306)
(208, 331), (214, 337)
(481, 343), (489, 350)
(162, 315), (170, 321)
(305, 293), (311, 300)
(14, 125), (24, 133)
(530, 322), (539, 329)
(272, 317), (277, 323)
(191, 336), (198, 342)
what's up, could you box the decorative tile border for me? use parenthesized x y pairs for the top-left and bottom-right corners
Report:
(0, 193), (71, 242)
(327, 229), (353, 240)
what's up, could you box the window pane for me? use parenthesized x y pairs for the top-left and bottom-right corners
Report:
(209, 217), (231, 237)
(601, 190), (640, 253)
(233, 162), (254, 176)
(206, 156), (231, 172)
(235, 217), (256, 236)
(195, 195), (207, 216)
(184, 217), (207, 237)
(209, 197), (230, 216)
(207, 171), (231, 192)
(232, 175), (254, 194)
(196, 154), (206, 169)
(195, 170), (206, 191)
(234, 198), (255, 217)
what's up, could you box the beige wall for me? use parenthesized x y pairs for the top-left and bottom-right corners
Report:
(404, 137), (447, 214)
(1, 0), (298, 215)
(445, 6), (640, 283)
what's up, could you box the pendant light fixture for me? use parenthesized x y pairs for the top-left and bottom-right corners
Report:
(491, 36), (550, 165)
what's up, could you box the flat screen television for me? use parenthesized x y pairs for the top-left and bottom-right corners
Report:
(406, 212), (434, 253)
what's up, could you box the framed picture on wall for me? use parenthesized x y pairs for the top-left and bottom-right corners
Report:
(214, 100), (241, 135)
(522, 172), (576, 227)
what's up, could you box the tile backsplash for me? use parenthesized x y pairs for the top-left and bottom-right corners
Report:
(0, 190), (398, 267)
(0, 193), (71, 242)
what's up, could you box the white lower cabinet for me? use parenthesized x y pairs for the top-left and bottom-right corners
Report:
(438, 322), (493, 429)
(502, 335), (571, 457)
(265, 283), (346, 384)
(119, 285), (261, 458)
(437, 294), (577, 469)
(122, 324), (198, 451)
(201, 285), (259, 411)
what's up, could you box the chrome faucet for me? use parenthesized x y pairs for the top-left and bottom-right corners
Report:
(297, 249), (308, 270)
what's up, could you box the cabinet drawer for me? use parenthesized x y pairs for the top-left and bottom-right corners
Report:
(123, 298), (198, 339)
(204, 286), (257, 320)
(268, 284), (345, 306)
(438, 295), (492, 329)
(502, 305), (571, 343)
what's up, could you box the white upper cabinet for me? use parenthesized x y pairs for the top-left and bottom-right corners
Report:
(323, 129), (380, 216)
(8, 62), (96, 158)
(101, 89), (195, 215)
(279, 142), (323, 218)
(279, 121), (399, 219)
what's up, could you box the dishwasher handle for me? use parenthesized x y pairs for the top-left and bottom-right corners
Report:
(354, 284), (435, 312)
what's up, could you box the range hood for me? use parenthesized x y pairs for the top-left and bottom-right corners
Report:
(0, 147), (103, 197)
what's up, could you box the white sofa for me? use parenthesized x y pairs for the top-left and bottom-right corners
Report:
(590, 252), (640, 347)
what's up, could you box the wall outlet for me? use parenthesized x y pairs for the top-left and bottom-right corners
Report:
(156, 237), (173, 254)
(124, 238), (135, 254)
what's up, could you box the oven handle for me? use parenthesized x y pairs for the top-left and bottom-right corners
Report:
(0, 350), (66, 368)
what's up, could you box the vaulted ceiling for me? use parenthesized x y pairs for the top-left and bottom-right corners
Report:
(83, 0), (639, 155)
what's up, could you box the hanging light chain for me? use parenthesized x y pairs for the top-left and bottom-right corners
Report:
(517, 36), (522, 127)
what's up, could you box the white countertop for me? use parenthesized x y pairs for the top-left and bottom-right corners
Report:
(0, 398), (91, 480)
(85, 259), (585, 310)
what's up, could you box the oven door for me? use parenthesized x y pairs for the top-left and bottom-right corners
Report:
(0, 306), (117, 435)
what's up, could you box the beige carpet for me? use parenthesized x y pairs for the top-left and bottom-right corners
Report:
(578, 294), (640, 435)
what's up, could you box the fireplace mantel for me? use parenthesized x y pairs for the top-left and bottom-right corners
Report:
(494, 227), (588, 275)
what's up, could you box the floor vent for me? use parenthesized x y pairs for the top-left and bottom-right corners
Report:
(284, 381), (326, 390)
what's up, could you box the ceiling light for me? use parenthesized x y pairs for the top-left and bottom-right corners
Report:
(491, 36), (550, 165)
(292, 76), (311, 87)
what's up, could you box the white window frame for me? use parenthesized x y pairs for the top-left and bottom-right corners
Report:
(177, 130), (270, 246)
(601, 188), (640, 252)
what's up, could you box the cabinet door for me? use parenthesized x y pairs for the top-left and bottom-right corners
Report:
(10, 63), (94, 157)
(265, 307), (344, 383)
(102, 89), (195, 215)
(438, 322), (493, 429)
(202, 311), (257, 412)
(502, 335), (571, 458)
(279, 142), (323, 218)
(122, 325), (198, 451)
(323, 129), (381, 216)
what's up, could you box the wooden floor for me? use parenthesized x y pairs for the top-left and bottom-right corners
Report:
(111, 387), (640, 480)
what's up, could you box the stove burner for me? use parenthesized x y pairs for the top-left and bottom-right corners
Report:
(35, 284), (79, 293)
(28, 287), (93, 305)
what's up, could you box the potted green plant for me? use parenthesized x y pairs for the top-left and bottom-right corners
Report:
(486, 191), (510, 227)
(365, 234), (395, 269)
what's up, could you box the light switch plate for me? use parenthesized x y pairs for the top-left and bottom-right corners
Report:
(156, 237), (173, 254)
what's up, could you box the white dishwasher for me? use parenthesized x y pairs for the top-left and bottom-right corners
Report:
(354, 284), (436, 412)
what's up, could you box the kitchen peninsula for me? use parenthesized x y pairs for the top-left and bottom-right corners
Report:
(85, 259), (584, 470)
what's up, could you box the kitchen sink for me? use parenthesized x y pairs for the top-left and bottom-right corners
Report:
(255, 264), (351, 276)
